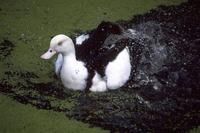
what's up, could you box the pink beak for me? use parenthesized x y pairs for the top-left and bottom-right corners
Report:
(40, 49), (56, 60)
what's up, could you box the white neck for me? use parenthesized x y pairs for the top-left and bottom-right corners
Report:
(63, 52), (77, 64)
(62, 41), (76, 56)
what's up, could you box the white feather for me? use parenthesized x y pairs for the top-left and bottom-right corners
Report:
(105, 47), (131, 90)
(90, 72), (107, 92)
(75, 34), (89, 45)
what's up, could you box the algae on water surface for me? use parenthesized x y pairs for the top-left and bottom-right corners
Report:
(0, 94), (107, 133)
(2, 0), (200, 133)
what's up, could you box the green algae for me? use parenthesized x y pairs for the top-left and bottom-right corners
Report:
(189, 126), (200, 133)
(0, 94), (108, 133)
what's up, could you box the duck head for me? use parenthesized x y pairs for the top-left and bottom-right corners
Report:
(41, 34), (75, 59)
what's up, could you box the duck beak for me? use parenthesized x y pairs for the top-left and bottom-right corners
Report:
(40, 49), (56, 60)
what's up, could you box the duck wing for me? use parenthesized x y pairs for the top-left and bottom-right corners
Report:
(92, 38), (132, 76)
(55, 54), (63, 77)
(84, 38), (134, 91)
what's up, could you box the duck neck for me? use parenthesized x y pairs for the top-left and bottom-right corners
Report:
(62, 52), (77, 64)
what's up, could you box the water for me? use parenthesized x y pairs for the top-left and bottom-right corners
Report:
(0, 0), (199, 132)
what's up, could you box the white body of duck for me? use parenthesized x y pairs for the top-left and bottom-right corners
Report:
(60, 53), (88, 90)
(41, 34), (131, 92)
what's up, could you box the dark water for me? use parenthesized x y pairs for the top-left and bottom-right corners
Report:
(0, 0), (200, 132)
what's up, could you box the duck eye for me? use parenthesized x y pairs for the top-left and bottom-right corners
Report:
(49, 50), (52, 52)
(58, 42), (62, 46)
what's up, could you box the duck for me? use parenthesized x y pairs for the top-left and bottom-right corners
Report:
(41, 22), (131, 92)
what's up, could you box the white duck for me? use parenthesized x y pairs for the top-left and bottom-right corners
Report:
(41, 34), (131, 92)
